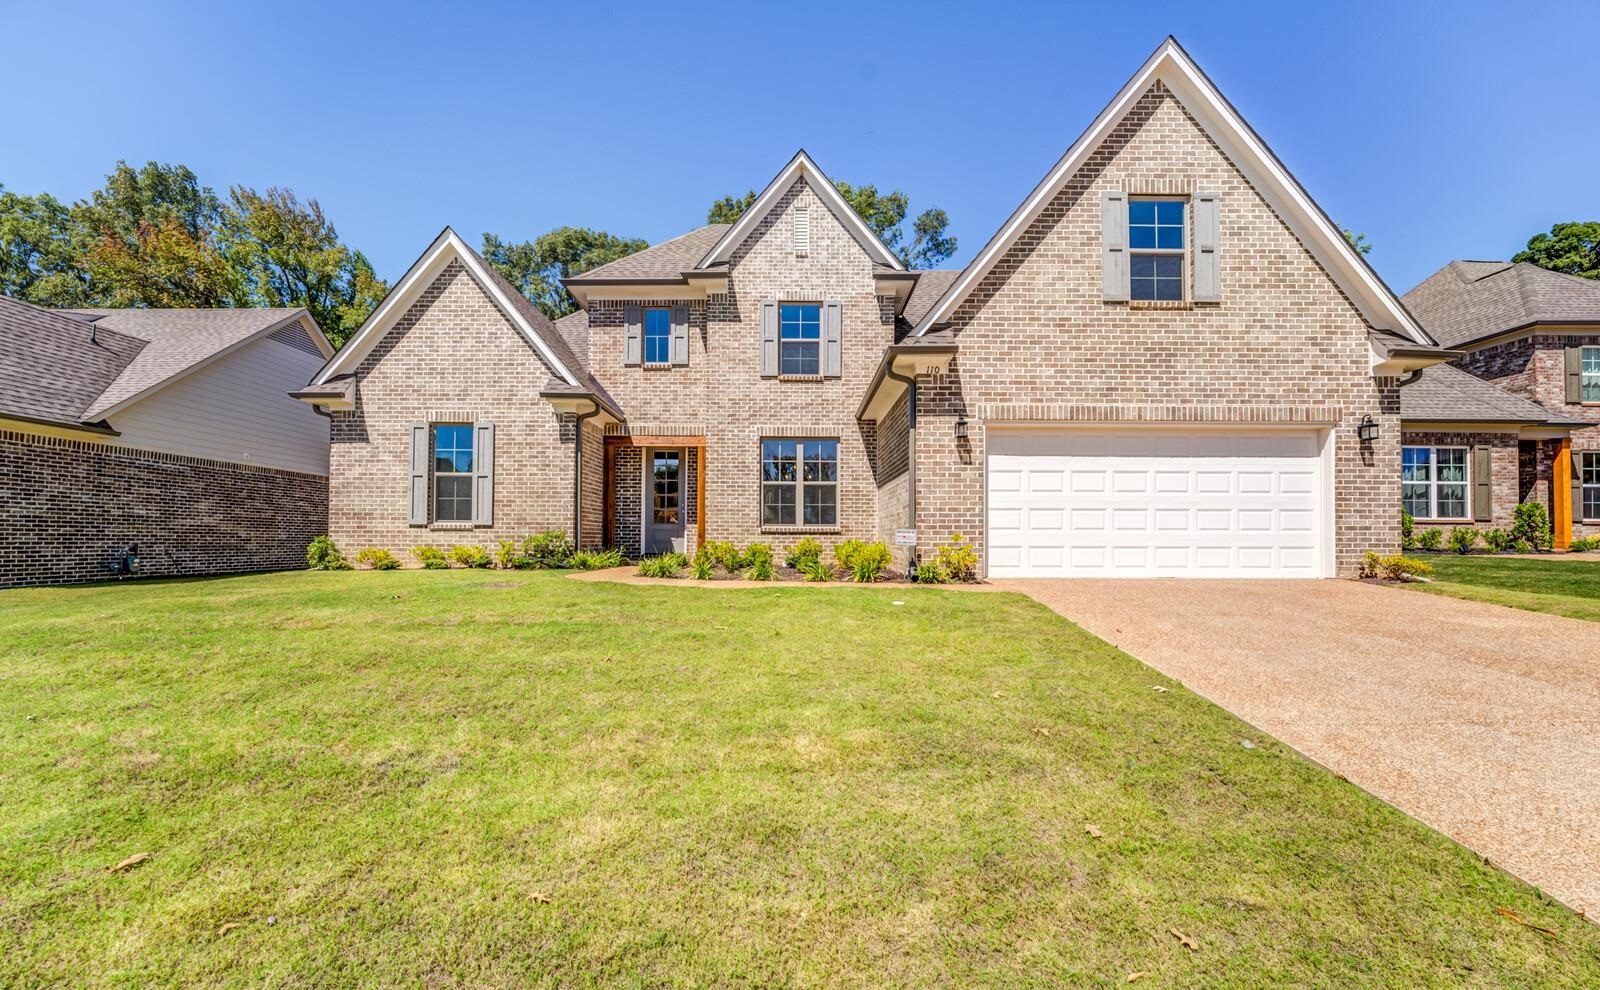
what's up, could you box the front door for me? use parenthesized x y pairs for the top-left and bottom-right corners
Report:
(646, 449), (684, 554)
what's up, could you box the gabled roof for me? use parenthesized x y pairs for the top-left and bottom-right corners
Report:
(1399, 362), (1568, 425)
(0, 295), (145, 432)
(695, 150), (905, 271)
(1402, 260), (1600, 349)
(568, 225), (728, 283)
(910, 36), (1429, 345)
(901, 270), (960, 328)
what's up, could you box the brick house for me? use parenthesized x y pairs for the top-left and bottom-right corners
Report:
(299, 38), (1457, 578)
(1, 297), (332, 588)
(1398, 261), (1600, 545)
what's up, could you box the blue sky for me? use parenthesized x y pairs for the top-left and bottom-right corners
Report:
(3, 0), (1596, 295)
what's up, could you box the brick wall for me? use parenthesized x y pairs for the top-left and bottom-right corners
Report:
(1, 429), (327, 589)
(1400, 430), (1520, 530)
(914, 81), (1400, 576)
(871, 394), (911, 562)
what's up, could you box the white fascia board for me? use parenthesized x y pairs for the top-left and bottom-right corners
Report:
(313, 229), (579, 387)
(697, 151), (904, 271)
(912, 39), (1429, 345)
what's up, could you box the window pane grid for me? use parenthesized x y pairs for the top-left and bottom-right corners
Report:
(1129, 199), (1185, 302)
(1583, 347), (1600, 403)
(1401, 445), (1469, 520)
(1585, 452), (1600, 522)
(780, 304), (821, 375)
(762, 438), (836, 526)
(432, 424), (474, 522)
(643, 308), (672, 364)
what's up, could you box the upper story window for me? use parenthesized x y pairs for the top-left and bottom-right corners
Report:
(1129, 199), (1185, 301)
(780, 304), (821, 376)
(643, 307), (672, 365)
(432, 424), (474, 522)
(1583, 346), (1600, 403)
(1401, 445), (1468, 521)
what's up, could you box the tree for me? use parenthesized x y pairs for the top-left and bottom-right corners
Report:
(481, 227), (648, 319)
(0, 185), (87, 306)
(1513, 222), (1600, 280)
(1342, 228), (1372, 256)
(224, 186), (388, 348)
(707, 180), (957, 269)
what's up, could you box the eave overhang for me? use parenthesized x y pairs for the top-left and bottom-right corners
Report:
(290, 375), (356, 412)
(873, 270), (920, 314)
(563, 270), (730, 308)
(857, 342), (959, 421)
(0, 412), (120, 438)
(540, 389), (623, 427)
(1371, 337), (1462, 376)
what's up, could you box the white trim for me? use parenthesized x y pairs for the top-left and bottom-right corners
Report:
(696, 151), (904, 271)
(1401, 444), (1471, 522)
(911, 37), (1428, 345)
(312, 228), (579, 387)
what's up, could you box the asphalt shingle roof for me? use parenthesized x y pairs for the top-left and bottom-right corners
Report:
(0, 296), (146, 429)
(901, 270), (960, 327)
(1402, 261), (1600, 348)
(1399, 362), (1562, 423)
(571, 225), (729, 282)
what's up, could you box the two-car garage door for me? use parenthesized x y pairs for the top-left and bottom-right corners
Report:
(986, 428), (1330, 578)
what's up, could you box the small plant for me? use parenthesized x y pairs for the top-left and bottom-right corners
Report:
(1358, 551), (1382, 579)
(637, 552), (688, 578)
(449, 545), (493, 569)
(1362, 551), (1433, 582)
(1400, 510), (1416, 551)
(933, 533), (979, 582)
(411, 545), (449, 569)
(1511, 539), (1533, 554)
(914, 559), (950, 584)
(689, 548), (715, 580)
(800, 556), (834, 582)
(1482, 528), (1512, 553)
(1512, 503), (1552, 551)
(356, 547), (400, 571)
(569, 548), (625, 571)
(784, 537), (823, 571)
(494, 539), (519, 570)
(1572, 536), (1600, 553)
(521, 530), (574, 569)
(1416, 528), (1443, 552)
(745, 543), (776, 581)
(306, 535), (352, 571)
(833, 539), (867, 573)
(1448, 527), (1479, 554)
(847, 541), (892, 583)
(701, 540), (743, 573)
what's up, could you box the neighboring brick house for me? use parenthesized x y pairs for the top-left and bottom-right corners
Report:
(1399, 260), (1600, 545)
(298, 38), (1453, 578)
(0, 297), (332, 588)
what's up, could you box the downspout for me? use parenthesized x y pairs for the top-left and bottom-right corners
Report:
(573, 400), (601, 549)
(884, 363), (918, 575)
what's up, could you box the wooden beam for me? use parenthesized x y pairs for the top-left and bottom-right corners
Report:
(696, 446), (706, 550)
(1554, 437), (1573, 550)
(605, 434), (706, 449)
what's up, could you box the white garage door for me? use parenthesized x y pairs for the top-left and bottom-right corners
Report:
(986, 428), (1329, 578)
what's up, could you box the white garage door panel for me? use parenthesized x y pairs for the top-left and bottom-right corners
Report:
(987, 429), (1327, 578)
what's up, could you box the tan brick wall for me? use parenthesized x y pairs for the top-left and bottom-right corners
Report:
(914, 81), (1400, 576)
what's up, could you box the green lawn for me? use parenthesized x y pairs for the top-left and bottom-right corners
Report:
(1409, 554), (1600, 622)
(2, 572), (1596, 987)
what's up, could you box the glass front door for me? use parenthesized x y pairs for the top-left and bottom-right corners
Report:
(646, 449), (684, 553)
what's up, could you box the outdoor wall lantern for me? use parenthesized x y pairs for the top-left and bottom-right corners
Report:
(953, 414), (969, 440)
(1357, 415), (1379, 443)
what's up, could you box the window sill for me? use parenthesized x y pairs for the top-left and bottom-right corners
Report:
(760, 525), (841, 535)
(777, 374), (826, 382)
(428, 522), (477, 531)
(1410, 519), (1473, 526)
(642, 362), (677, 370)
(1125, 299), (1196, 310)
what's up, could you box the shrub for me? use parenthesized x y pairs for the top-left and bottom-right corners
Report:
(1512, 502), (1552, 551)
(637, 552), (688, 578)
(1362, 551), (1433, 582)
(847, 542), (892, 583)
(1448, 527), (1479, 554)
(521, 530), (574, 569)
(800, 556), (834, 582)
(1511, 539), (1533, 554)
(1572, 536), (1600, 553)
(494, 539), (519, 570)
(833, 539), (866, 572)
(306, 535), (352, 571)
(701, 540), (742, 573)
(1482, 528), (1512, 553)
(784, 537), (823, 571)
(744, 543), (775, 581)
(411, 545), (449, 569)
(1400, 510), (1416, 551)
(933, 533), (979, 582)
(569, 548), (625, 571)
(449, 545), (493, 569)
(1358, 551), (1382, 579)
(914, 559), (950, 584)
(1416, 528), (1443, 552)
(356, 547), (400, 571)
(689, 548), (715, 580)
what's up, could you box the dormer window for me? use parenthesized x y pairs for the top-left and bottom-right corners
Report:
(1129, 199), (1185, 301)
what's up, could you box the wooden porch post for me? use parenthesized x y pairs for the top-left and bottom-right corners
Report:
(1554, 438), (1573, 550)
(696, 442), (706, 550)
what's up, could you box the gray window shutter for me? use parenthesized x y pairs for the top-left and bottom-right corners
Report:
(408, 422), (428, 526)
(1194, 192), (1221, 302)
(823, 300), (843, 377)
(760, 299), (779, 377)
(670, 305), (689, 366)
(1472, 446), (1492, 522)
(1567, 347), (1584, 403)
(1101, 189), (1129, 301)
(472, 421), (494, 526)
(624, 305), (642, 366)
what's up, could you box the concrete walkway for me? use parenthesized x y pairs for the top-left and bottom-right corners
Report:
(998, 578), (1600, 915)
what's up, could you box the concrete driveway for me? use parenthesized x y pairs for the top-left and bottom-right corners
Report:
(999, 578), (1600, 915)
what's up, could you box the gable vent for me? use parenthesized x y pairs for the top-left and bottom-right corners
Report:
(269, 320), (322, 356)
(793, 206), (810, 258)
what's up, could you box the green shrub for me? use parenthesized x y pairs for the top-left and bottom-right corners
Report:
(493, 539), (519, 569)
(1482, 528), (1512, 553)
(700, 540), (742, 573)
(847, 542), (892, 583)
(914, 559), (949, 584)
(1572, 536), (1600, 553)
(306, 535), (351, 571)
(784, 537), (823, 571)
(1512, 502), (1552, 551)
(1361, 551), (1433, 582)
(1448, 527), (1479, 554)
(355, 547), (400, 571)
(1400, 510), (1416, 551)
(833, 539), (866, 572)
(800, 556), (834, 582)
(1416, 528), (1443, 552)
(744, 543), (775, 580)
(569, 548), (625, 571)
(689, 548), (715, 580)
(411, 546), (449, 569)
(520, 530), (574, 569)
(1511, 539), (1533, 554)
(637, 552), (688, 578)
(448, 545), (492, 569)
(933, 533), (979, 582)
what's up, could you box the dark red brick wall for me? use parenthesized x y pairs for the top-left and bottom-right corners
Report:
(1, 429), (328, 589)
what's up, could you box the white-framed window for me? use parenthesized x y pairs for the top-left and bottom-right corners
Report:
(761, 438), (837, 526)
(433, 424), (474, 522)
(643, 307), (672, 365)
(1401, 445), (1469, 520)
(779, 303), (821, 375)
(1583, 346), (1600, 403)
(1129, 198), (1185, 301)
(1583, 451), (1600, 521)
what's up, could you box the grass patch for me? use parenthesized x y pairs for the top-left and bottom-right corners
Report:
(2, 571), (1597, 986)
(1409, 555), (1600, 622)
